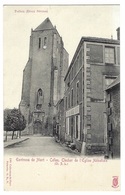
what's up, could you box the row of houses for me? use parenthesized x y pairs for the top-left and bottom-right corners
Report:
(55, 29), (120, 158)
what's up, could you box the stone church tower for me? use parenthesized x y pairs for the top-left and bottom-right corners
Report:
(19, 18), (69, 135)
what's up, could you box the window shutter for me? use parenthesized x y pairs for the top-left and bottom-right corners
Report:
(106, 93), (111, 102)
(107, 108), (111, 115)
(108, 123), (112, 131)
(74, 116), (76, 139)
(66, 118), (69, 135)
(78, 115), (80, 140)
(109, 137), (113, 145)
(106, 101), (108, 108)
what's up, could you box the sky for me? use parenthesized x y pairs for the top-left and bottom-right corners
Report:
(3, 5), (120, 109)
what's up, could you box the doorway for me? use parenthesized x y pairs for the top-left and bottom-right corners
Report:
(33, 120), (42, 134)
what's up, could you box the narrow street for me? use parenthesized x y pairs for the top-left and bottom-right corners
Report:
(4, 136), (79, 157)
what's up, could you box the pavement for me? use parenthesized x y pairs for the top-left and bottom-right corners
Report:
(4, 136), (79, 157)
(4, 137), (29, 148)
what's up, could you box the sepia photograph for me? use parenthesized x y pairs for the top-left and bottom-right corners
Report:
(3, 4), (120, 191)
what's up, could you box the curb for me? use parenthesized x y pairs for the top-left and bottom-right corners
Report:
(4, 138), (29, 148)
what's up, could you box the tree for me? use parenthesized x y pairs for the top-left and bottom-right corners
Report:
(4, 108), (12, 141)
(4, 108), (26, 141)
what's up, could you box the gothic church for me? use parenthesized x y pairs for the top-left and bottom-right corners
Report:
(19, 18), (69, 135)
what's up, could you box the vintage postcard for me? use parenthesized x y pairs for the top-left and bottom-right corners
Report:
(3, 4), (120, 191)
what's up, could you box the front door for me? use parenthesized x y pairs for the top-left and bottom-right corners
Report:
(33, 121), (42, 134)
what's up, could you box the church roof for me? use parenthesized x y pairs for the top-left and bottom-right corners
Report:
(34, 18), (54, 31)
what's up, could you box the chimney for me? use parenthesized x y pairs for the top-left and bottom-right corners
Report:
(116, 27), (120, 40)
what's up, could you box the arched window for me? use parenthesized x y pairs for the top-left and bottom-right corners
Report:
(44, 37), (47, 46)
(38, 88), (43, 96)
(36, 89), (44, 109)
(38, 38), (41, 49)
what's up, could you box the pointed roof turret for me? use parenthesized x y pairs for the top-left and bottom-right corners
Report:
(34, 18), (54, 31)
